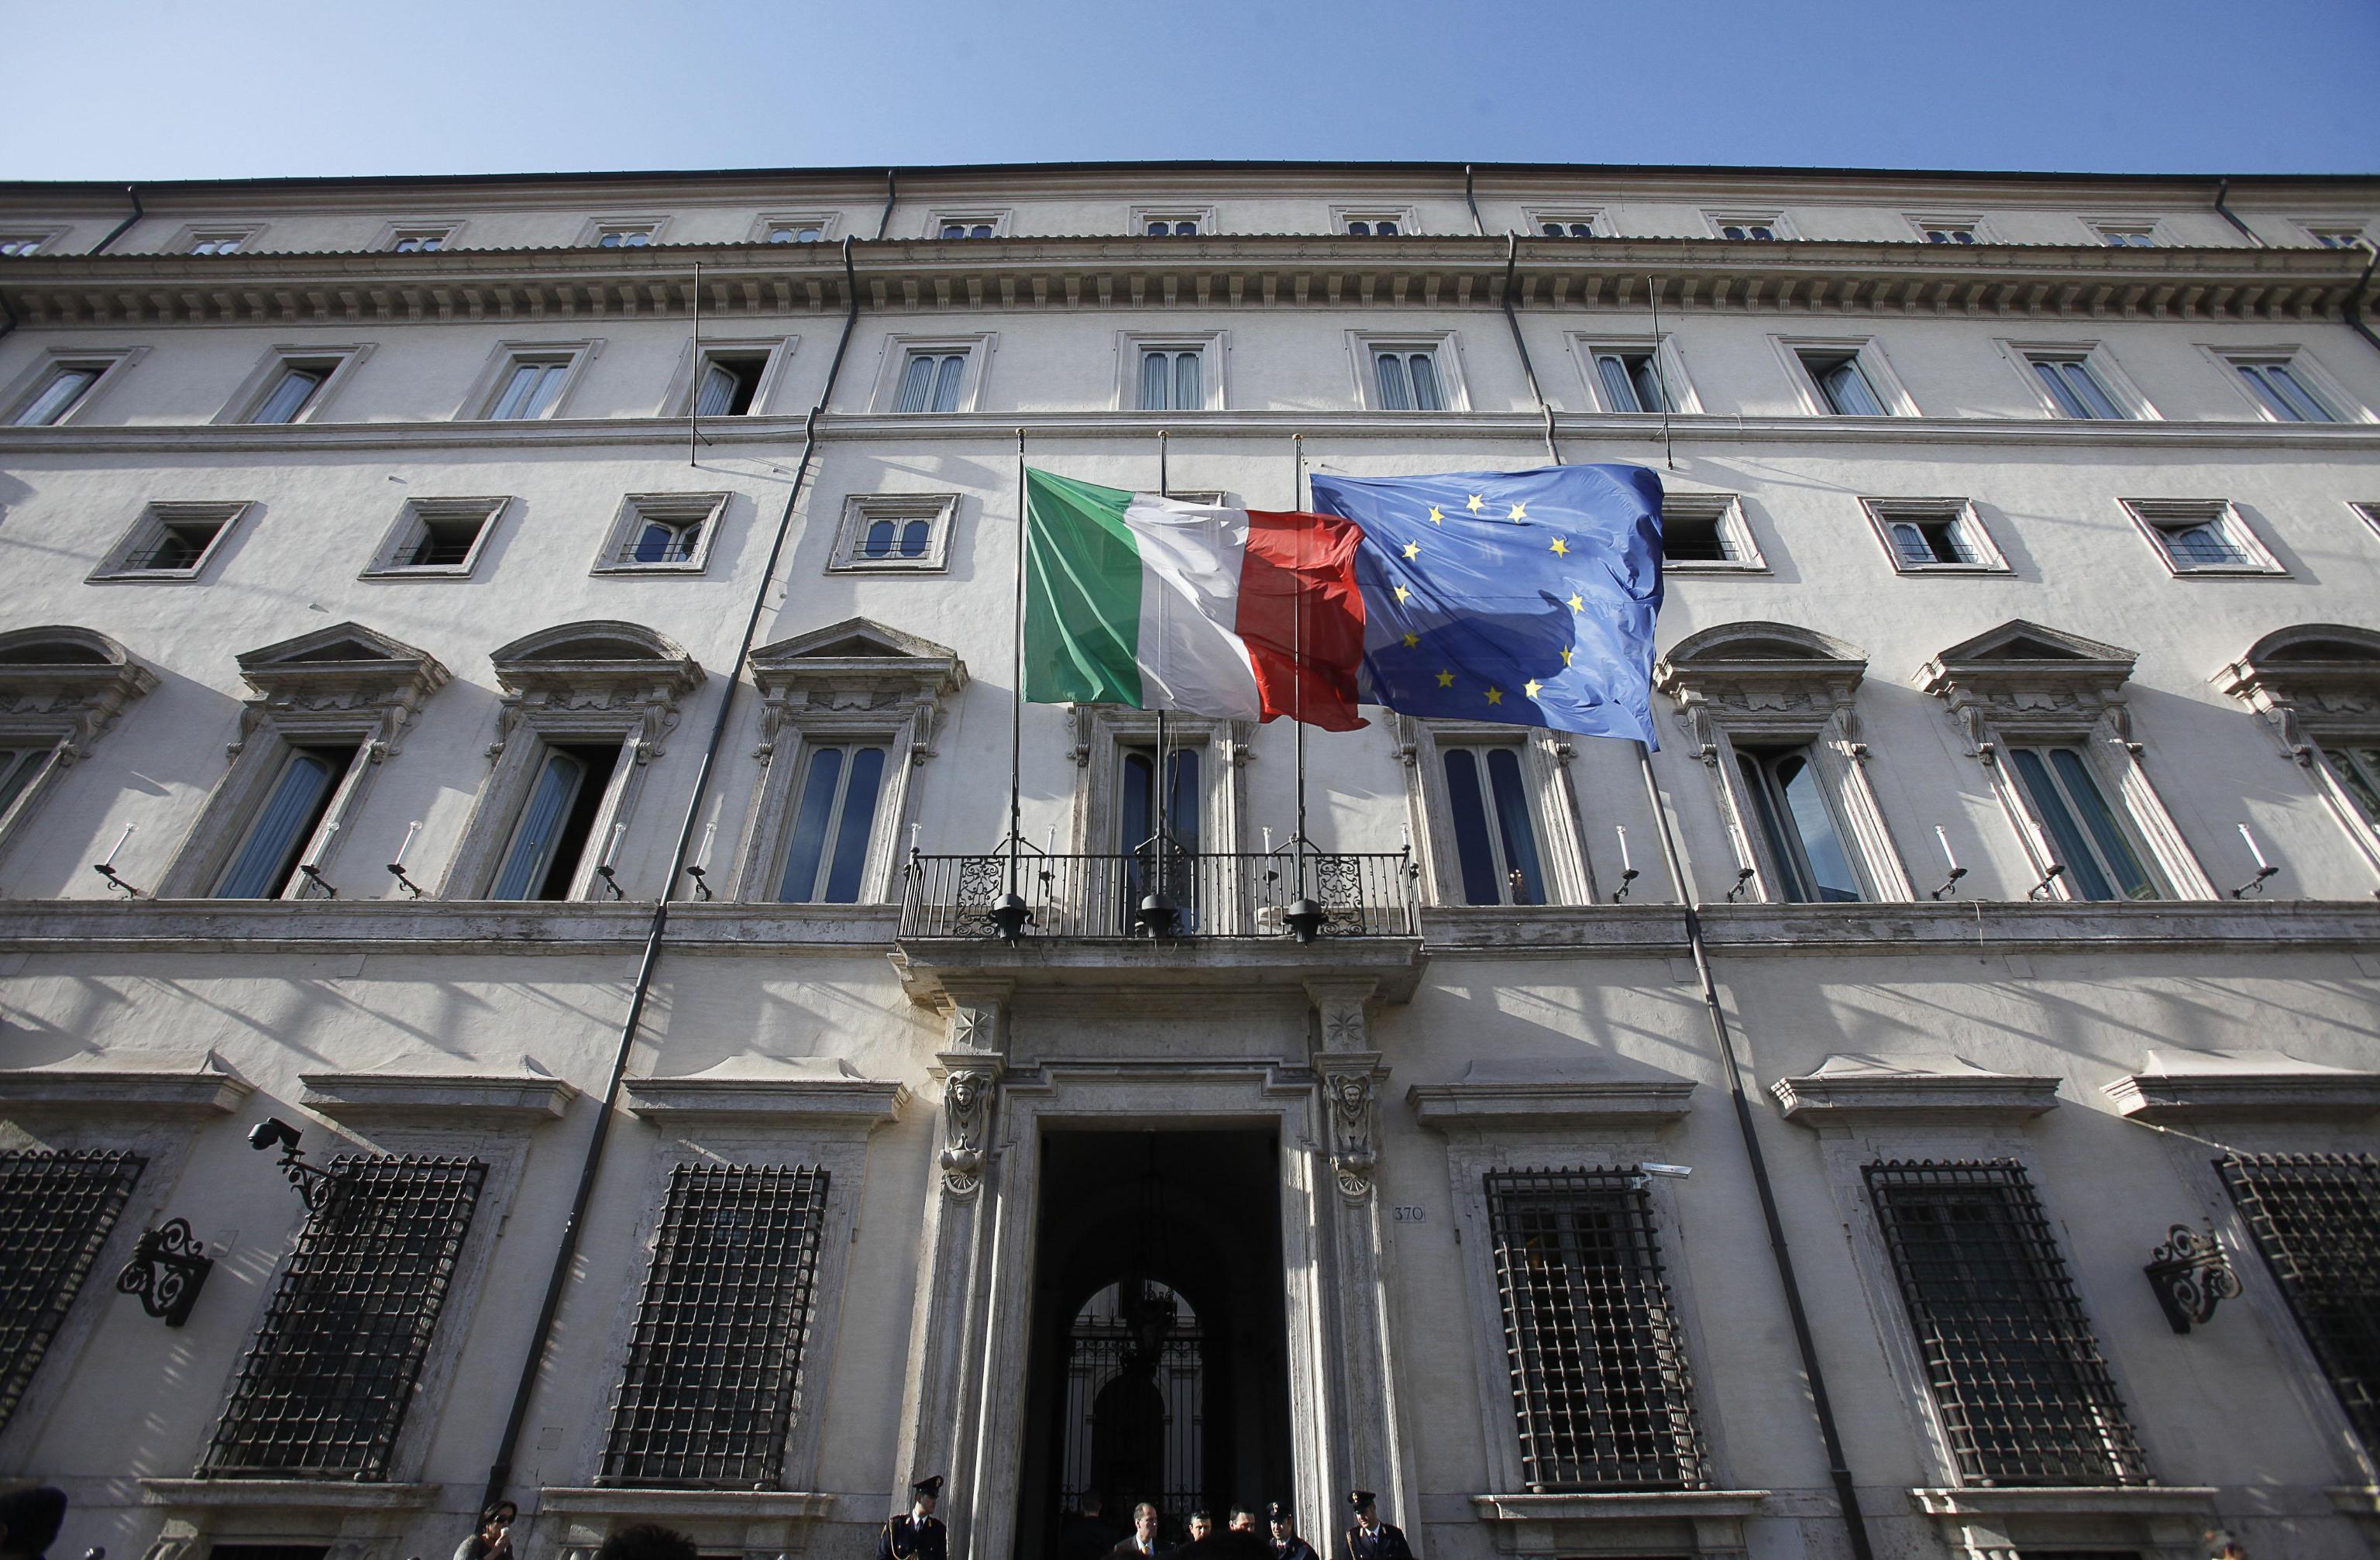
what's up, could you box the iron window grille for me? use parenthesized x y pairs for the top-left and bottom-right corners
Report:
(0, 1151), (145, 1431)
(599, 1163), (831, 1488)
(2217, 1152), (2380, 1454)
(1484, 1168), (1710, 1491)
(1864, 1160), (2149, 1486)
(200, 1155), (486, 1480)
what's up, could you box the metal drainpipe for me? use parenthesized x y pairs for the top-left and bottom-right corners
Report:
(2343, 244), (2380, 361)
(478, 235), (868, 1514)
(1498, 233), (1555, 460)
(1463, 164), (1484, 236)
(875, 167), (899, 241)
(2212, 178), (2264, 247)
(93, 184), (142, 253)
(1494, 262), (1880, 1560)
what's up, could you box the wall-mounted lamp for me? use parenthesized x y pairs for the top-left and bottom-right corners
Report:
(1725, 866), (1756, 902)
(1610, 826), (1639, 902)
(92, 822), (143, 897)
(2230, 823), (2279, 898)
(2144, 1223), (2241, 1334)
(595, 823), (627, 898)
(114, 1217), (214, 1326)
(248, 1116), (343, 1213)
(387, 821), (426, 897)
(1928, 826), (1969, 899)
(2027, 863), (2066, 901)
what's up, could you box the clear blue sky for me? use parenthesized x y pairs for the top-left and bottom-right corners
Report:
(9, 0), (2375, 183)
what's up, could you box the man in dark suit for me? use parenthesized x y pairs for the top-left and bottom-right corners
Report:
(1266, 1501), (1319, 1560)
(1058, 1492), (1118, 1560)
(1106, 1502), (1162, 1558)
(878, 1476), (946, 1560)
(1339, 1492), (1412, 1560)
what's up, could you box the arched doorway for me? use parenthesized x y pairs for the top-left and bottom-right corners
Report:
(1016, 1131), (1292, 1558)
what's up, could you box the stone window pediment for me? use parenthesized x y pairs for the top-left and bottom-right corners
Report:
(231, 621), (449, 763)
(486, 620), (703, 763)
(0, 625), (156, 766)
(2218, 622), (2380, 755)
(1918, 619), (2140, 756)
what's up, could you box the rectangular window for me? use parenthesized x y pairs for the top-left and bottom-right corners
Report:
(1659, 494), (1759, 569)
(2324, 744), (2380, 836)
(1138, 212), (1206, 236)
(2091, 224), (2158, 248)
(595, 493), (727, 574)
(1137, 347), (1205, 412)
(491, 742), (622, 900)
(483, 355), (575, 420)
(386, 226), (454, 253)
(933, 215), (1006, 239)
(2307, 227), (2371, 250)
(1735, 745), (1859, 902)
(1709, 212), (1787, 240)
(1374, 349), (1445, 412)
(760, 215), (832, 245)
(2006, 745), (2157, 901)
(591, 224), (658, 249)
(1341, 213), (1406, 236)
(1800, 350), (1886, 415)
(1484, 1169), (1708, 1490)
(2122, 499), (2276, 574)
(694, 353), (768, 416)
(895, 351), (968, 413)
(366, 497), (504, 577)
(242, 356), (351, 425)
(831, 494), (957, 573)
(0, 234), (55, 257)
(1442, 746), (1543, 905)
(0, 746), (52, 819)
(0, 1151), (145, 1432)
(1594, 350), (1668, 414)
(201, 1155), (485, 1479)
(779, 744), (888, 903)
(1864, 1160), (2149, 1486)
(600, 1163), (830, 1487)
(2026, 355), (2127, 420)
(93, 501), (248, 581)
(187, 231), (252, 255)
(214, 744), (359, 898)
(11, 363), (108, 426)
(1867, 499), (2000, 573)
(1917, 222), (1980, 244)
(2230, 356), (2339, 422)
(1531, 211), (1603, 238)
(2217, 1153), (2380, 1454)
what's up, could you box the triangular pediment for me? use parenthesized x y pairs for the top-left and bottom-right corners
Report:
(751, 617), (954, 664)
(237, 621), (436, 672)
(1933, 619), (2134, 669)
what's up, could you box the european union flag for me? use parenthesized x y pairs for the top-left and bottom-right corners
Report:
(1308, 463), (1664, 746)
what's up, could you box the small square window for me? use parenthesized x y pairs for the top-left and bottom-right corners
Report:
(1797, 349), (1889, 415)
(2024, 353), (2128, 420)
(1137, 346), (1207, 411)
(2224, 353), (2341, 423)
(185, 229), (256, 256)
(1591, 349), (1670, 413)
(2305, 225), (2371, 250)
(236, 353), (358, 425)
(364, 498), (505, 578)
(1661, 494), (1762, 571)
(1865, 499), (2003, 573)
(2089, 222), (2159, 248)
(594, 493), (728, 575)
(386, 226), (456, 253)
(590, 223), (659, 249)
(92, 501), (249, 581)
(476, 347), (589, 420)
(8, 358), (122, 426)
(2122, 499), (2281, 576)
(831, 494), (958, 573)
(1708, 212), (1790, 241)
(886, 343), (982, 414)
(695, 352), (769, 416)
(1374, 348), (1443, 410)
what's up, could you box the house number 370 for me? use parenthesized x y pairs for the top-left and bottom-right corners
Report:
(1391, 1205), (1426, 1222)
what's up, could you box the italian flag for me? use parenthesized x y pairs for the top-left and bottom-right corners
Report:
(1024, 470), (1369, 731)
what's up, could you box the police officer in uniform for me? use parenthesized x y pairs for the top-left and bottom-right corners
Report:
(879, 1475), (947, 1560)
(1339, 1491), (1412, 1560)
(1266, 1501), (1319, 1560)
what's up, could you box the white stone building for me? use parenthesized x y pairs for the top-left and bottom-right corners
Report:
(0, 160), (2377, 1560)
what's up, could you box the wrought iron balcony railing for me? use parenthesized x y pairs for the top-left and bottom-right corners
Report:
(899, 848), (1419, 941)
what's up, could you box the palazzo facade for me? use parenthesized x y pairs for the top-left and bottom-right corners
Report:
(1, 160), (2378, 1560)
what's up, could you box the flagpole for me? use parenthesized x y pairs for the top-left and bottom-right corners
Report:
(1009, 428), (1027, 894)
(1158, 427), (1169, 498)
(1647, 273), (1677, 471)
(1292, 434), (1308, 897)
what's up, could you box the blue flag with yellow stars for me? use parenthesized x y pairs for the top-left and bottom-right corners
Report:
(1307, 463), (1664, 746)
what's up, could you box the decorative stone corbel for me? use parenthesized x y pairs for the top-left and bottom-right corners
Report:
(1068, 703), (1094, 767)
(937, 1062), (999, 1197)
(1309, 976), (1385, 1200)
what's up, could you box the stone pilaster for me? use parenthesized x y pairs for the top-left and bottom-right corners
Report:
(892, 978), (1010, 1559)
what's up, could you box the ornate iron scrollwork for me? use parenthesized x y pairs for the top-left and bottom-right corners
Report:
(116, 1217), (215, 1326)
(2144, 1224), (2241, 1334)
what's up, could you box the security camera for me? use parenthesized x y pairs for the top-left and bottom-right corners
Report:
(247, 1117), (301, 1153)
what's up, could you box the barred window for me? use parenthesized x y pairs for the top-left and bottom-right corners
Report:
(2219, 1152), (2380, 1453)
(1864, 1161), (2148, 1486)
(0, 1151), (145, 1430)
(201, 1155), (486, 1479)
(600, 1163), (831, 1487)
(1484, 1168), (1708, 1490)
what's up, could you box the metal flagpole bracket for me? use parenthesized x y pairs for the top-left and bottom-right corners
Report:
(116, 1217), (214, 1326)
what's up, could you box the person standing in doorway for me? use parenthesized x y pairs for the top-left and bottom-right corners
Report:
(1106, 1502), (1162, 1558)
(1339, 1492), (1412, 1560)
(1060, 1491), (1117, 1560)
(1266, 1502), (1319, 1560)
(879, 1475), (946, 1560)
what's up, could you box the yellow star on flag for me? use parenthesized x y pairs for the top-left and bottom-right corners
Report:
(1484, 686), (1504, 706)
(1549, 536), (1569, 556)
(1560, 646), (1574, 665)
(1394, 584), (1411, 603)
(1567, 591), (1584, 611)
(1524, 679), (1543, 699)
(1426, 505), (1443, 525)
(1435, 668), (1455, 688)
(1509, 502), (1528, 521)
(1465, 494), (1485, 513)
(1402, 632), (1419, 649)
(1402, 541), (1421, 560)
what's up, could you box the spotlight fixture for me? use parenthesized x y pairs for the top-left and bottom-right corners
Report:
(248, 1116), (342, 1212)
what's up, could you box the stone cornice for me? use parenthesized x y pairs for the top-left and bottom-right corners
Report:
(536, 1487), (836, 1521)
(139, 1479), (440, 1513)
(1408, 1078), (1696, 1130)
(7, 408), (2377, 460)
(297, 1071), (578, 1124)
(890, 935), (1427, 1005)
(1907, 1486), (2217, 1518)
(624, 1072), (909, 1129)
(0, 897), (2371, 959)
(2103, 1069), (2380, 1121)
(1773, 1069), (2063, 1123)
(0, 1066), (253, 1118)
(1470, 1490), (1770, 1523)
(2, 234), (2366, 329)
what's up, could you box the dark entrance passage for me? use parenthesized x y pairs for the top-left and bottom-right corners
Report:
(1016, 1129), (1293, 1558)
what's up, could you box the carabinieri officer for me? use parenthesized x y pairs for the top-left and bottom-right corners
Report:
(1339, 1490), (1412, 1560)
(879, 1474), (947, 1560)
